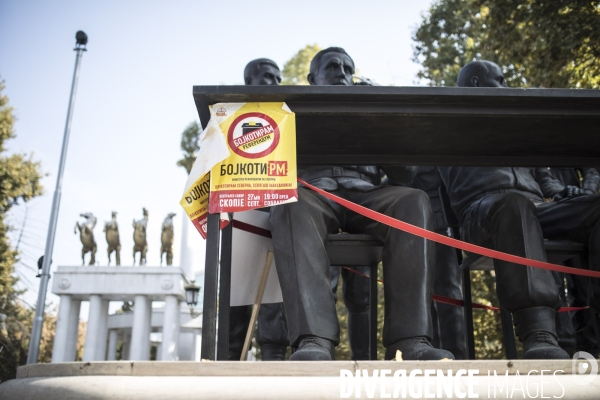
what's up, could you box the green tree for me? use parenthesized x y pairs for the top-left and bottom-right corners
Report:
(281, 44), (322, 85)
(413, 0), (600, 88)
(177, 121), (201, 174)
(0, 78), (46, 381)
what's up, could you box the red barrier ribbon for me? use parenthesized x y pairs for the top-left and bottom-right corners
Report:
(232, 219), (272, 239)
(341, 266), (588, 313)
(299, 178), (600, 279)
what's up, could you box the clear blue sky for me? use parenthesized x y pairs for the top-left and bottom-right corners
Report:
(0, 0), (431, 308)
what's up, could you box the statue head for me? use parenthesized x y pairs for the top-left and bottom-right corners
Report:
(142, 208), (148, 217)
(457, 60), (507, 88)
(168, 212), (176, 219)
(111, 211), (117, 218)
(308, 47), (355, 86)
(244, 58), (281, 86)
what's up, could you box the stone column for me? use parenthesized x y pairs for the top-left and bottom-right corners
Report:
(160, 295), (180, 361)
(51, 295), (72, 363)
(107, 329), (119, 361)
(84, 295), (105, 361)
(129, 295), (151, 360)
(65, 299), (81, 361)
(193, 328), (202, 361)
(97, 299), (110, 360)
(121, 331), (132, 361)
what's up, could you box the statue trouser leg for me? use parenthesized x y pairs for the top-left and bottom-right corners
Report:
(270, 187), (343, 349)
(535, 194), (600, 313)
(344, 187), (453, 360)
(342, 266), (371, 360)
(330, 266), (371, 360)
(566, 266), (598, 355)
(432, 232), (467, 359)
(256, 303), (289, 360)
(271, 186), (452, 360)
(461, 193), (566, 359)
(426, 194), (467, 358)
(551, 271), (576, 351)
(228, 305), (252, 360)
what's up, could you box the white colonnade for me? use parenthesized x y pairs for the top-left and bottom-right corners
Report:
(51, 267), (187, 363)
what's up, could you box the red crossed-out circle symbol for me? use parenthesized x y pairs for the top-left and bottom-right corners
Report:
(227, 112), (280, 159)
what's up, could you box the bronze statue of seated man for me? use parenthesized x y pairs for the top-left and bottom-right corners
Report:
(439, 60), (600, 359)
(228, 58), (290, 362)
(269, 47), (454, 361)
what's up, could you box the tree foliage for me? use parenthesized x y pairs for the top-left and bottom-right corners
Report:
(177, 121), (201, 174)
(281, 44), (322, 85)
(0, 78), (47, 381)
(413, 0), (600, 88)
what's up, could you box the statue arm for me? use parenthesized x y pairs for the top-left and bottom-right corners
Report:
(533, 168), (564, 198)
(581, 168), (600, 194)
(380, 166), (416, 186)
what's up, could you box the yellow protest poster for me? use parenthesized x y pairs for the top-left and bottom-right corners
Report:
(209, 102), (297, 213)
(180, 102), (297, 238)
(180, 172), (213, 238)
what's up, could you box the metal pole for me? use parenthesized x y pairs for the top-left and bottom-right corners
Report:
(27, 35), (87, 364)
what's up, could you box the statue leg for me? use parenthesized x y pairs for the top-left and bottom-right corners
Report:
(432, 231), (467, 359)
(536, 194), (600, 312)
(167, 250), (173, 266)
(347, 187), (450, 360)
(107, 248), (112, 266)
(256, 303), (289, 360)
(90, 243), (96, 265)
(116, 245), (121, 266)
(229, 305), (252, 360)
(462, 192), (566, 359)
(341, 265), (371, 360)
(269, 186), (343, 349)
(142, 245), (148, 265)
(81, 248), (86, 266)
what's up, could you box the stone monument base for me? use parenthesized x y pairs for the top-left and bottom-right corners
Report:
(0, 360), (598, 399)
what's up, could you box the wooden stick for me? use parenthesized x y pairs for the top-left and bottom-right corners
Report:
(241, 251), (274, 361)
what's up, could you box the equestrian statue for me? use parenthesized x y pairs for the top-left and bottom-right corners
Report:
(104, 211), (121, 266)
(74, 212), (97, 265)
(160, 213), (176, 266)
(133, 208), (149, 265)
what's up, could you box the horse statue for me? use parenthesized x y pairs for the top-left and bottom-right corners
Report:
(160, 213), (176, 266)
(74, 212), (97, 265)
(133, 208), (148, 265)
(104, 211), (121, 266)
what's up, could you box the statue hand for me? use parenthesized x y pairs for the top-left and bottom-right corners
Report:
(554, 185), (585, 201)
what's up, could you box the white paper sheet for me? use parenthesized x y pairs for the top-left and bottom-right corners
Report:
(230, 209), (283, 306)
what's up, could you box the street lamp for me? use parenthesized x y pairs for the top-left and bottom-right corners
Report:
(184, 280), (201, 318)
(27, 31), (88, 364)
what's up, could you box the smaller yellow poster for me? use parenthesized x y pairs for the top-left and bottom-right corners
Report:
(180, 173), (224, 239)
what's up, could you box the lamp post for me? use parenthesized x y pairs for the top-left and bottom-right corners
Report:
(184, 280), (201, 318)
(27, 31), (88, 364)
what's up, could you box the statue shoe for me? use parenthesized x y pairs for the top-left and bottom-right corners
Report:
(289, 336), (335, 361)
(514, 306), (569, 360)
(385, 337), (455, 361)
(521, 332), (570, 359)
(261, 344), (287, 361)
